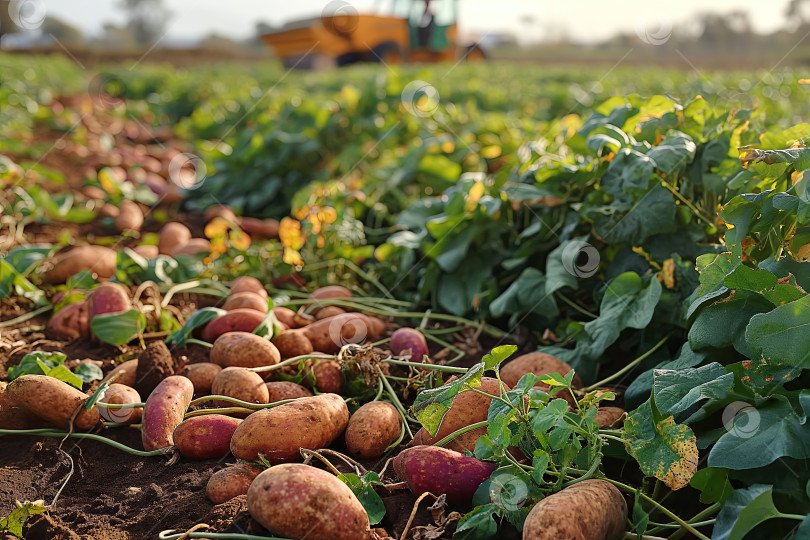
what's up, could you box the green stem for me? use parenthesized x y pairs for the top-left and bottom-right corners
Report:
(189, 395), (294, 408)
(248, 354), (334, 373)
(778, 513), (807, 521)
(433, 421), (488, 447)
(649, 520), (716, 529)
(0, 429), (173, 457)
(607, 479), (710, 540)
(184, 338), (213, 348)
(159, 531), (292, 540)
(555, 293), (598, 319)
(382, 358), (467, 373)
(377, 367), (414, 439)
(583, 333), (671, 391)
(422, 332), (465, 364)
(0, 304), (53, 327)
(96, 402), (145, 409)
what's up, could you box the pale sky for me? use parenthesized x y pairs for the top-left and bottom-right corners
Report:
(40, 0), (794, 44)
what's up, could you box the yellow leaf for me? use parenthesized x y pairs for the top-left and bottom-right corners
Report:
(441, 141), (455, 153)
(279, 217), (303, 250)
(480, 145), (502, 159)
(204, 217), (230, 239)
(464, 181), (485, 212)
(661, 258), (675, 289)
(229, 229), (251, 251)
(283, 247), (304, 267)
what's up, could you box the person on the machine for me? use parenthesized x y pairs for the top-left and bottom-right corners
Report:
(417, 0), (434, 47)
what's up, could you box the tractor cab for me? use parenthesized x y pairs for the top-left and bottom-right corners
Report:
(261, 0), (484, 68)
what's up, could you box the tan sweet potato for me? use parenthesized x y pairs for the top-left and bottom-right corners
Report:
(304, 358), (344, 394)
(410, 377), (506, 454)
(272, 331), (313, 359)
(595, 407), (625, 428)
(170, 238), (211, 257)
(206, 463), (263, 504)
(230, 276), (267, 298)
(302, 313), (384, 354)
(132, 244), (158, 259)
(222, 292), (268, 313)
(173, 414), (242, 460)
(6, 375), (100, 430)
(230, 393), (349, 462)
(247, 464), (371, 540)
(114, 200), (144, 233)
(180, 362), (222, 394)
(0, 381), (47, 429)
(45, 300), (90, 341)
(239, 217), (279, 239)
(98, 383), (142, 424)
(141, 375), (194, 451)
(500, 352), (583, 390)
(204, 204), (237, 223)
(202, 309), (266, 343)
(313, 305), (346, 320)
(309, 285), (353, 301)
(44, 245), (117, 284)
(211, 367), (269, 407)
(394, 445), (497, 505)
(265, 381), (312, 402)
(272, 306), (297, 328)
(345, 401), (401, 459)
(101, 359), (138, 387)
(157, 222), (192, 255)
(523, 479), (627, 540)
(209, 332), (280, 373)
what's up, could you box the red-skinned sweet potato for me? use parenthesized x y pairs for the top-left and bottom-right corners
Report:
(46, 300), (90, 341)
(173, 414), (242, 460)
(522, 479), (627, 540)
(202, 309), (266, 342)
(101, 358), (138, 387)
(170, 238), (211, 257)
(141, 375), (194, 451)
(247, 464), (371, 540)
(206, 463), (264, 504)
(309, 285), (352, 301)
(595, 407), (625, 428)
(272, 306), (297, 328)
(88, 282), (131, 318)
(304, 358), (344, 394)
(0, 381), (48, 429)
(230, 393), (349, 462)
(390, 327), (429, 361)
(394, 445), (497, 505)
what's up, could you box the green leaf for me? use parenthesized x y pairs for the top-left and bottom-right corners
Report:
(42, 363), (84, 390)
(0, 501), (47, 538)
(91, 309), (144, 346)
(482, 345), (518, 370)
(74, 363), (104, 384)
(646, 131), (696, 173)
(689, 467), (733, 504)
(652, 363), (733, 416)
(413, 363), (485, 437)
(597, 184), (677, 245)
(66, 270), (97, 291)
(454, 503), (499, 540)
(708, 396), (810, 470)
(746, 295), (810, 368)
(713, 485), (782, 540)
(625, 343), (708, 410)
(688, 290), (774, 356)
(337, 473), (385, 525)
(165, 307), (226, 347)
(489, 268), (556, 319)
(8, 351), (67, 381)
(624, 400), (698, 490)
